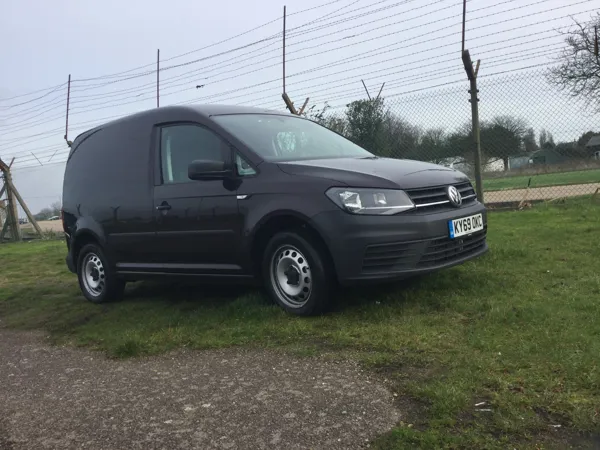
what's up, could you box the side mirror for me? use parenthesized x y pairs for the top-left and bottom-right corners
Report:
(188, 160), (231, 181)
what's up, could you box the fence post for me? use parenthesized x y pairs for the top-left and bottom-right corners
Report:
(461, 0), (484, 203)
(462, 51), (484, 203)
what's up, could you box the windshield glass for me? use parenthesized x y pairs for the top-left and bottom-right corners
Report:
(212, 114), (373, 162)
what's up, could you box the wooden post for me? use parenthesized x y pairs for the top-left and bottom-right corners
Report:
(282, 92), (297, 115)
(0, 189), (5, 237)
(4, 176), (21, 241)
(0, 214), (9, 241)
(462, 50), (484, 204)
(461, 0), (484, 204)
(5, 178), (43, 236)
(0, 158), (42, 240)
(0, 178), (6, 241)
(298, 97), (310, 115)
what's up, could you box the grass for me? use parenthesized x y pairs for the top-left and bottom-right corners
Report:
(484, 168), (600, 191)
(1, 199), (600, 448)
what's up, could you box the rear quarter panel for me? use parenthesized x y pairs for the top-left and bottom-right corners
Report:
(62, 115), (156, 262)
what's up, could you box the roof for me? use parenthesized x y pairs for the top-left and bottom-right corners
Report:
(73, 104), (289, 142)
(585, 135), (600, 147)
(531, 147), (562, 157)
(186, 104), (285, 117)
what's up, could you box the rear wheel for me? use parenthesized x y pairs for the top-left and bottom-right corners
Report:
(262, 230), (333, 316)
(77, 243), (125, 304)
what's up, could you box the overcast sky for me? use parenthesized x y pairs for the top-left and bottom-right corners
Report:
(1, 0), (598, 215)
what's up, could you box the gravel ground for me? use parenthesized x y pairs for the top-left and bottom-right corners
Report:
(0, 330), (400, 450)
(485, 182), (600, 203)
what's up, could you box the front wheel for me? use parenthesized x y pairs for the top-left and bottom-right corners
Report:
(262, 230), (333, 316)
(77, 243), (125, 304)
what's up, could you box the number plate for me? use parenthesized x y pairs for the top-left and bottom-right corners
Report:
(448, 213), (484, 238)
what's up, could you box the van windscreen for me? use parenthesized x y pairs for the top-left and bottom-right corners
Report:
(212, 114), (373, 162)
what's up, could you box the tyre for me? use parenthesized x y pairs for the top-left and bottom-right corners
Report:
(262, 230), (333, 316)
(77, 243), (125, 304)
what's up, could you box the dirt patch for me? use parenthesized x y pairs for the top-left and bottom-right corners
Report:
(0, 330), (400, 449)
(20, 220), (64, 233)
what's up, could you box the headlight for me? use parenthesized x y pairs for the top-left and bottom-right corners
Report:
(326, 188), (415, 215)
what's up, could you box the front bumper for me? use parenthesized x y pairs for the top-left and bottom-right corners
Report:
(311, 201), (488, 285)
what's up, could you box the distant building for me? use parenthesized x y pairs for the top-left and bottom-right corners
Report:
(508, 155), (530, 170)
(428, 157), (468, 172)
(585, 135), (600, 160)
(528, 148), (569, 166)
(483, 159), (504, 172)
(430, 156), (506, 173)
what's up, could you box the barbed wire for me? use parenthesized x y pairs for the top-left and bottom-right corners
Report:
(2, 0), (580, 122)
(0, 0), (361, 101)
(2, 0), (598, 178)
(0, 0), (455, 123)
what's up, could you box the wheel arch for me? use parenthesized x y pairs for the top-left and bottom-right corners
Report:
(71, 231), (101, 267)
(249, 211), (337, 281)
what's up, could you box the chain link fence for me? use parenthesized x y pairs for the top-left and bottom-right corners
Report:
(311, 68), (600, 207)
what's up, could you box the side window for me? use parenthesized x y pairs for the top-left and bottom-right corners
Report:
(235, 154), (256, 176)
(160, 124), (229, 184)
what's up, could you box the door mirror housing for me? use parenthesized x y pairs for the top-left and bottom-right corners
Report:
(188, 160), (231, 180)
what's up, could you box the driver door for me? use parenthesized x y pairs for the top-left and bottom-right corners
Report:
(152, 123), (242, 273)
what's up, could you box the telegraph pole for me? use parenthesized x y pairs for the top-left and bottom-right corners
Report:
(280, 6), (309, 115)
(282, 6), (287, 95)
(157, 49), (160, 108)
(64, 74), (72, 146)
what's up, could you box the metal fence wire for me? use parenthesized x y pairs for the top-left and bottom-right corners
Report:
(309, 68), (600, 207)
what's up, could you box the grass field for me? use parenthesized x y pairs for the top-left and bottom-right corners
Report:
(1, 200), (599, 448)
(484, 168), (600, 191)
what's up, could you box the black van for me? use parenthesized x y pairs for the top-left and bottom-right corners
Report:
(62, 105), (487, 315)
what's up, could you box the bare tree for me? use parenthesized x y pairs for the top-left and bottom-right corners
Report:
(547, 14), (600, 111)
(490, 116), (528, 138)
(523, 127), (538, 153)
(418, 128), (449, 163)
(539, 129), (555, 149)
(302, 102), (348, 136)
(485, 116), (529, 170)
(50, 201), (62, 217)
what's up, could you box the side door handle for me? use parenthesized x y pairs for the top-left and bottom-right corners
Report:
(156, 202), (172, 211)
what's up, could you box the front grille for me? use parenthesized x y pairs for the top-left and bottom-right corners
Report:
(362, 241), (423, 273)
(361, 228), (487, 274)
(417, 227), (487, 268)
(406, 181), (477, 213)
